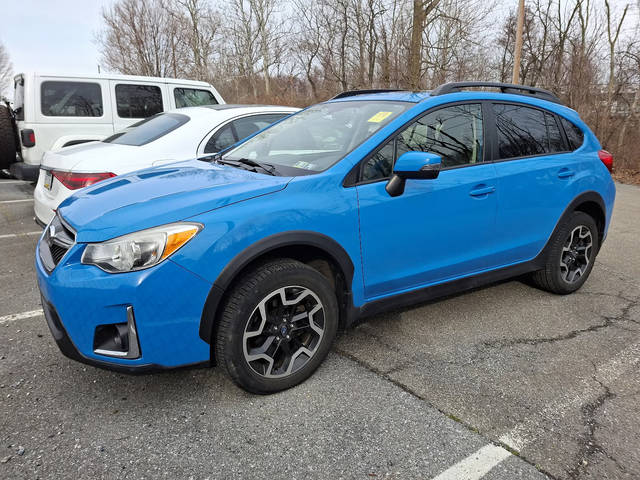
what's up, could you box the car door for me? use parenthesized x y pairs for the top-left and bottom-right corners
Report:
(489, 102), (580, 267)
(355, 103), (498, 300)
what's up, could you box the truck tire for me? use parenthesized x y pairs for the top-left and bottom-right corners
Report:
(0, 105), (18, 169)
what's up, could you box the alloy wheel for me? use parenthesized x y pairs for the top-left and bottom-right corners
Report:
(560, 225), (593, 283)
(243, 286), (325, 378)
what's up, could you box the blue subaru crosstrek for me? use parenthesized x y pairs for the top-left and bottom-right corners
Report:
(36, 82), (616, 393)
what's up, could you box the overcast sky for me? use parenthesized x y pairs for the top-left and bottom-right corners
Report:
(1, 0), (116, 78)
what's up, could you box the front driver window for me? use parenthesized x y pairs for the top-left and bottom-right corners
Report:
(397, 104), (483, 168)
(361, 139), (394, 181)
(360, 103), (484, 182)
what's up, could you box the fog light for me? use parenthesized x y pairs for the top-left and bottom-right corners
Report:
(93, 306), (141, 359)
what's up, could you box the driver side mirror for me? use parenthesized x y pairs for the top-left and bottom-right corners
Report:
(385, 152), (441, 197)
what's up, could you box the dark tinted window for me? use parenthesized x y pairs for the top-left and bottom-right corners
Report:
(560, 117), (584, 150)
(204, 124), (236, 153)
(362, 139), (394, 181)
(232, 114), (288, 139)
(115, 84), (163, 118)
(41, 81), (102, 117)
(493, 104), (548, 159)
(396, 103), (483, 168)
(104, 113), (188, 146)
(546, 113), (564, 152)
(174, 88), (217, 108)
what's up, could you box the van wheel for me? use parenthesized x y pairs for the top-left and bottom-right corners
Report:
(530, 211), (598, 294)
(0, 105), (18, 170)
(215, 259), (338, 394)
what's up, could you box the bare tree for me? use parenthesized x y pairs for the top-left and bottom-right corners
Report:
(99, 0), (189, 78)
(408, 0), (440, 90)
(0, 42), (13, 98)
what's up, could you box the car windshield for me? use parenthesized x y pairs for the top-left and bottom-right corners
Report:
(223, 101), (411, 174)
(103, 113), (189, 146)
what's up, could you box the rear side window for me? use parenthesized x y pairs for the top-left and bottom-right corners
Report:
(204, 124), (236, 153)
(232, 114), (288, 139)
(104, 113), (189, 146)
(41, 81), (103, 117)
(116, 84), (163, 118)
(560, 117), (584, 150)
(493, 104), (549, 159)
(174, 88), (218, 107)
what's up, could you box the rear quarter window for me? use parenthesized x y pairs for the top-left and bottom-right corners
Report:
(174, 88), (218, 107)
(560, 117), (585, 151)
(41, 81), (103, 117)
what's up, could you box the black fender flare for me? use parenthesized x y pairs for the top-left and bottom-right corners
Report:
(537, 190), (607, 264)
(199, 230), (355, 343)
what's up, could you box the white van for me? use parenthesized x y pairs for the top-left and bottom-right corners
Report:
(1, 72), (224, 180)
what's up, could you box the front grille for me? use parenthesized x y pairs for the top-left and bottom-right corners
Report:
(39, 214), (76, 273)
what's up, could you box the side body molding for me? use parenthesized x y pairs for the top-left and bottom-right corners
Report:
(199, 230), (355, 343)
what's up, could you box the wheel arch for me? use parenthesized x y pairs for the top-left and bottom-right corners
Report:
(199, 231), (356, 351)
(540, 190), (607, 264)
(572, 197), (606, 247)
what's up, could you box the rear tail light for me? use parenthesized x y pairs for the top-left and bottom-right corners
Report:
(21, 129), (35, 147)
(52, 171), (116, 190)
(598, 150), (613, 173)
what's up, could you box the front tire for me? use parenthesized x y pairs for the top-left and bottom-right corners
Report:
(215, 259), (339, 394)
(530, 211), (598, 294)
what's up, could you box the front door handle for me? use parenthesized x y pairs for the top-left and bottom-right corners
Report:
(558, 168), (575, 179)
(469, 185), (496, 197)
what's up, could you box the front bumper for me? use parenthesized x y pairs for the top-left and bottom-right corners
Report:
(36, 238), (213, 370)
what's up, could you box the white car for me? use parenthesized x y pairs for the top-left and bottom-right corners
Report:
(33, 104), (299, 225)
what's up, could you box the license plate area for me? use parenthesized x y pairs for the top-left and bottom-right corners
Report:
(43, 170), (53, 190)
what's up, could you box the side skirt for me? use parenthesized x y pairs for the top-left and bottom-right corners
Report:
(350, 259), (543, 324)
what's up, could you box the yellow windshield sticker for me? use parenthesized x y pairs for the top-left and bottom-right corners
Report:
(367, 111), (393, 123)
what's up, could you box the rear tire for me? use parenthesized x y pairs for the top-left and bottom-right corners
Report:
(530, 211), (598, 294)
(215, 259), (339, 394)
(0, 105), (18, 170)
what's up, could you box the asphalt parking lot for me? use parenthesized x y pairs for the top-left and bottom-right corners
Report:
(1, 179), (638, 480)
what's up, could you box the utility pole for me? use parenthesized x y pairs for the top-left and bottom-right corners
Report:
(512, 0), (525, 84)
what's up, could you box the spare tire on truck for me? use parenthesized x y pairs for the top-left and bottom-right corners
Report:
(0, 104), (18, 170)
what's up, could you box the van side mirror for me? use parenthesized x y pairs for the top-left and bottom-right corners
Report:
(385, 152), (441, 197)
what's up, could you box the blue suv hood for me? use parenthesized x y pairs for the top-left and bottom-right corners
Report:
(58, 160), (291, 243)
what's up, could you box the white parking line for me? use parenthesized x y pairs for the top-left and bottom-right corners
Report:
(0, 198), (33, 204)
(0, 309), (44, 324)
(0, 180), (31, 185)
(430, 444), (512, 480)
(0, 231), (42, 239)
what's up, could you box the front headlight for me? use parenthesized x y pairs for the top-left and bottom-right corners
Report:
(81, 222), (202, 273)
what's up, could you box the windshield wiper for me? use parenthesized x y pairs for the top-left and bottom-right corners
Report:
(217, 157), (279, 176)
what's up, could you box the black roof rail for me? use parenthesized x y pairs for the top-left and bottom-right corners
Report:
(431, 81), (561, 104)
(331, 89), (406, 100)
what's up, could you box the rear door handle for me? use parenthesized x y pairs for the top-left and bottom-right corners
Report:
(558, 168), (575, 179)
(469, 185), (496, 197)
